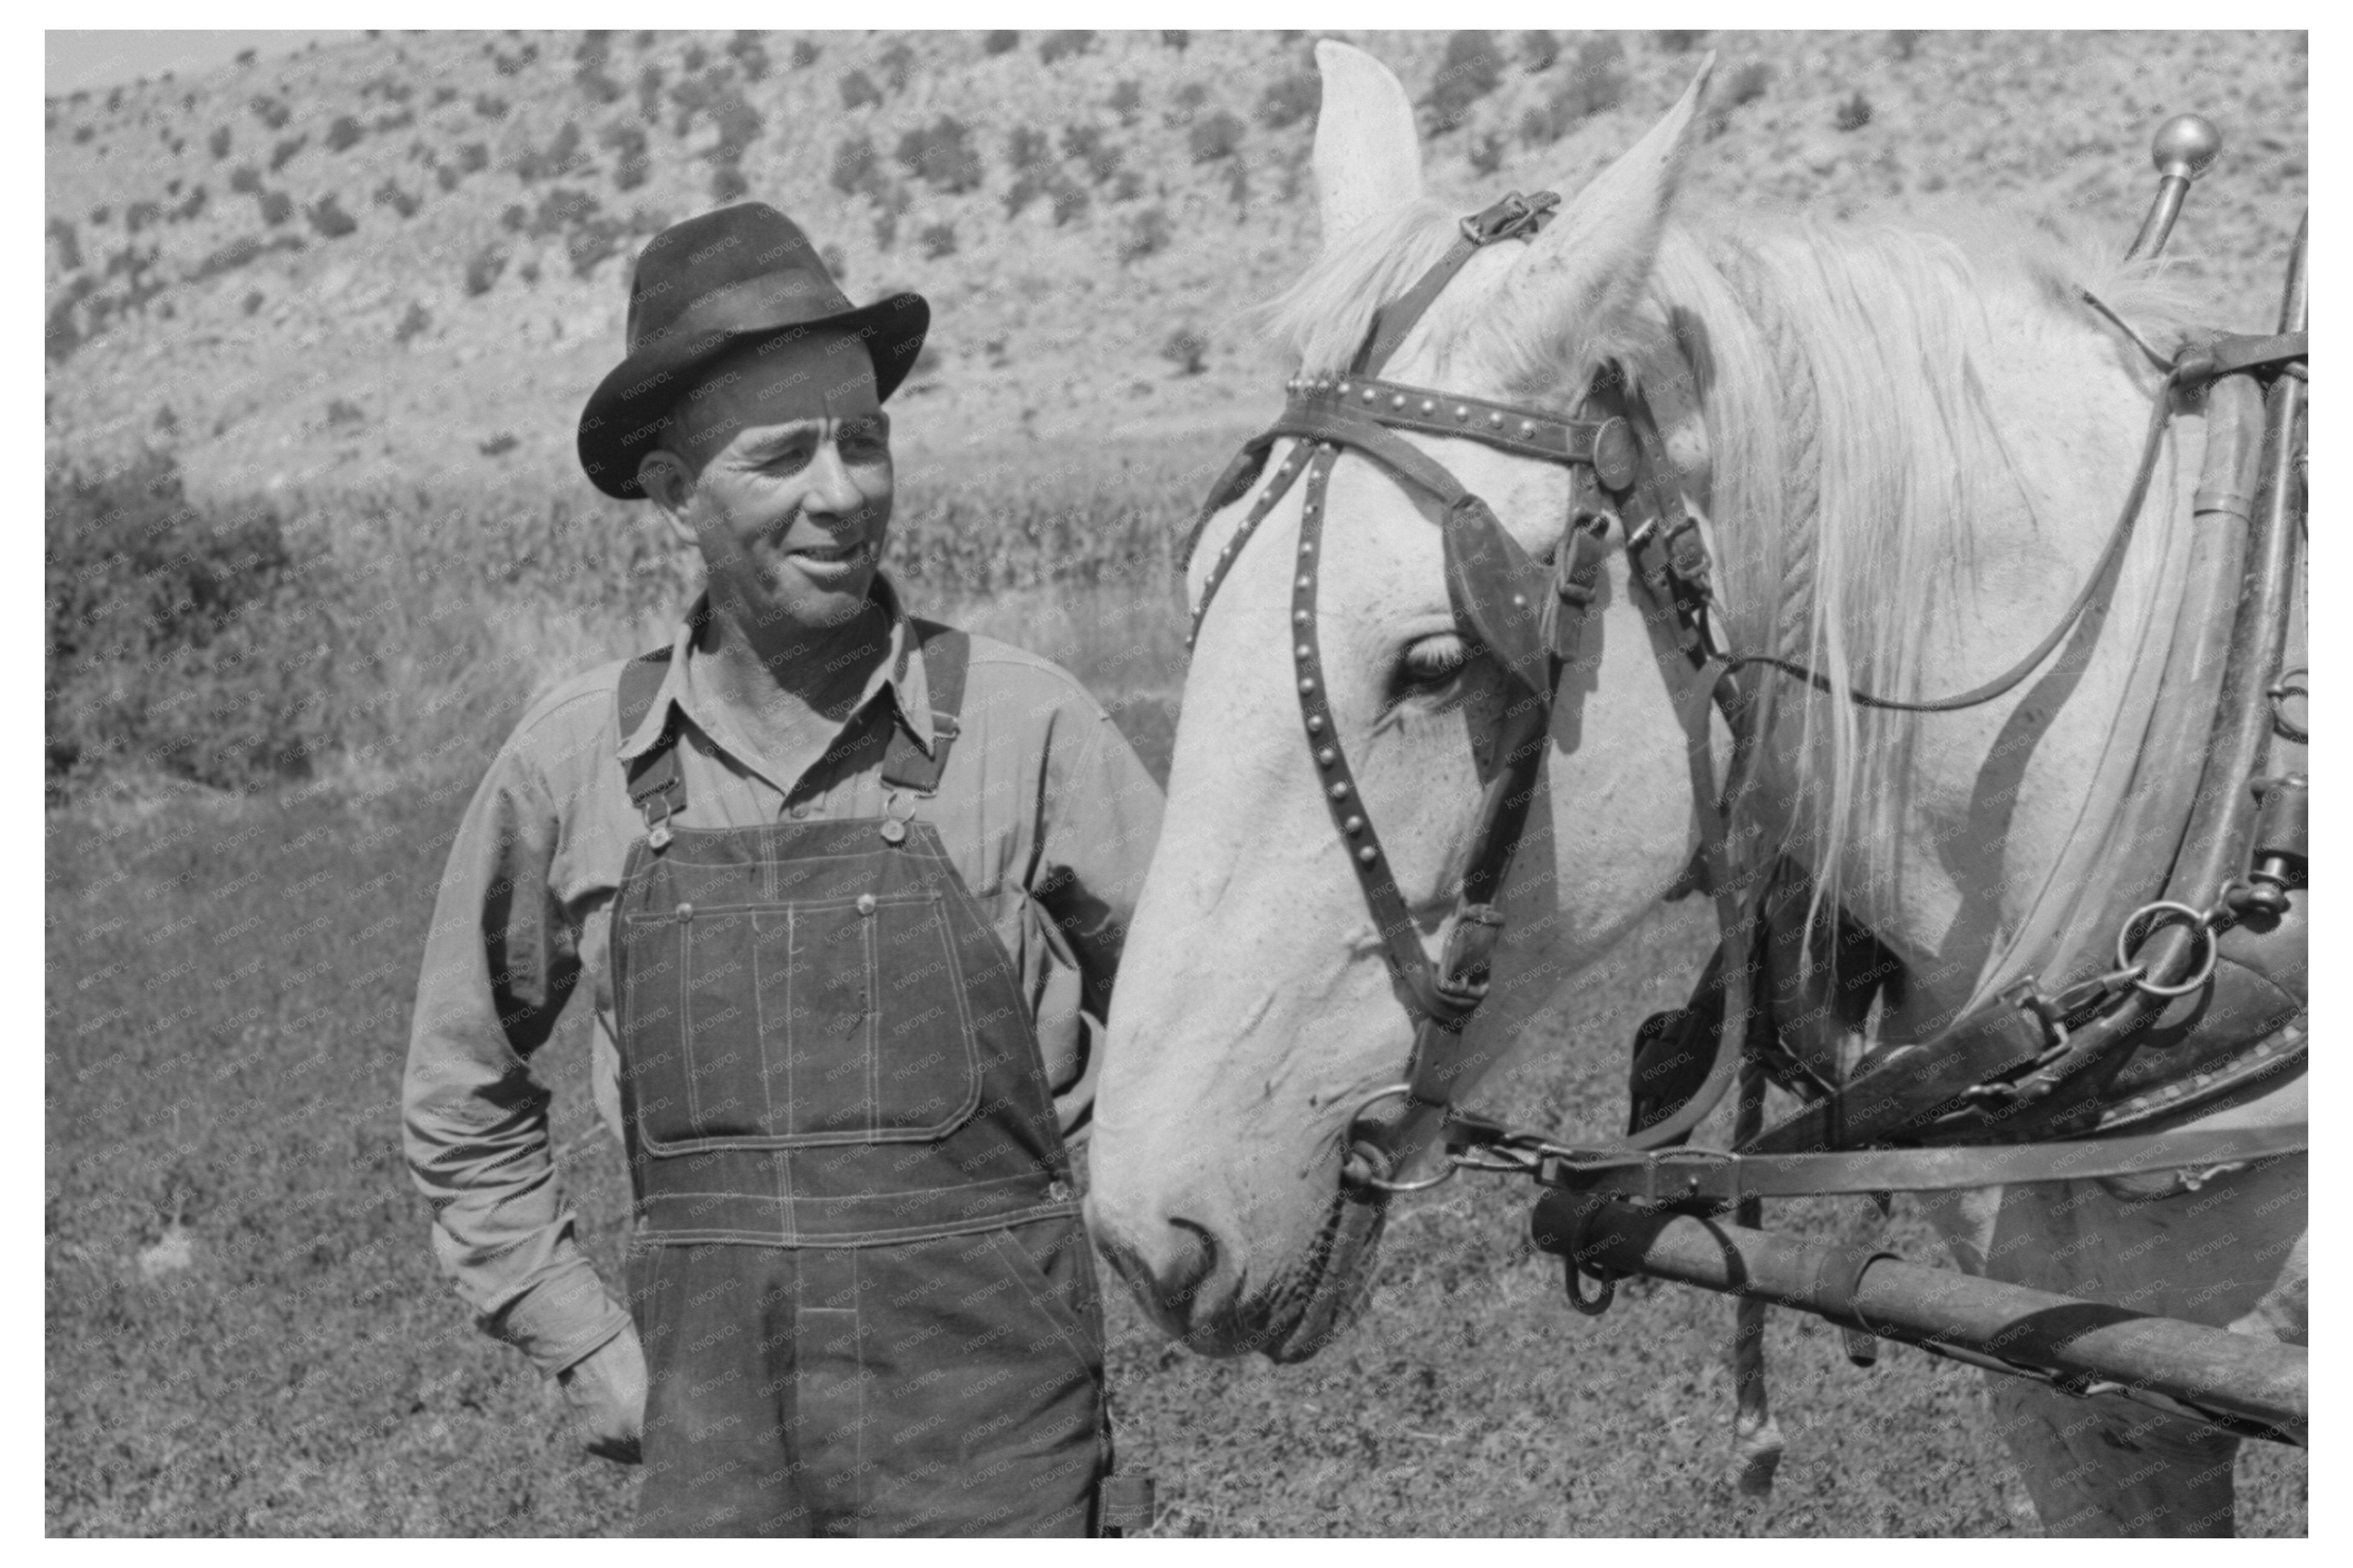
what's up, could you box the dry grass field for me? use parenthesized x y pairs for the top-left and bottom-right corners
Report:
(47, 27), (2306, 1536)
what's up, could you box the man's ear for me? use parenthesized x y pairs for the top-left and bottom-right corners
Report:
(637, 451), (696, 544)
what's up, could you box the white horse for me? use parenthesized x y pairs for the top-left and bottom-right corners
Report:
(1090, 43), (2305, 1537)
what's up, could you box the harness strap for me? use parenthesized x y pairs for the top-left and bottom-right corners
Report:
(1352, 191), (1560, 377)
(1505, 1119), (2308, 1206)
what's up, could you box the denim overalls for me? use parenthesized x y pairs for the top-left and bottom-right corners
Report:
(609, 625), (1110, 1536)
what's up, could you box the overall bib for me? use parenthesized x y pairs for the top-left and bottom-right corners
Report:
(609, 626), (1110, 1537)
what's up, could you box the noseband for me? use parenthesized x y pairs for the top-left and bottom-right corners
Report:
(1181, 192), (1733, 1192)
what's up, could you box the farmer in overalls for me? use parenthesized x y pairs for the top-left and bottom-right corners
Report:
(402, 202), (1163, 1535)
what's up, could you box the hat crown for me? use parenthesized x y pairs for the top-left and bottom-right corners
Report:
(623, 203), (853, 353)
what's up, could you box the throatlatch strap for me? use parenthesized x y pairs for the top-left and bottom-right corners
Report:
(879, 620), (970, 794)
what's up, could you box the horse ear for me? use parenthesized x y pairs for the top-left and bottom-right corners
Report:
(1495, 56), (1715, 338)
(1312, 41), (1425, 250)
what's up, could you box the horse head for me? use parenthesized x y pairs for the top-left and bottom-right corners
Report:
(1088, 42), (1722, 1360)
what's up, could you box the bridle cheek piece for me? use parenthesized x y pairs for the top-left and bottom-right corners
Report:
(1180, 192), (1723, 1193)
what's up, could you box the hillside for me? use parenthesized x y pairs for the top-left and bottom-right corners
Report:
(46, 28), (2308, 506)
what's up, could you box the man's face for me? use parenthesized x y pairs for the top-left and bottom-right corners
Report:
(645, 327), (893, 646)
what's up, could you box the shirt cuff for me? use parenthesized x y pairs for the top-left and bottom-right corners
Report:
(487, 1255), (634, 1378)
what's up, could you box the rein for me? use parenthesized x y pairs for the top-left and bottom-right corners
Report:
(1182, 191), (2309, 1203)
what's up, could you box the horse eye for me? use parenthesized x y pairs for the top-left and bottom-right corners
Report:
(1399, 632), (1471, 688)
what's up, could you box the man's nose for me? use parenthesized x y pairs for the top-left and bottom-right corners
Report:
(805, 441), (868, 518)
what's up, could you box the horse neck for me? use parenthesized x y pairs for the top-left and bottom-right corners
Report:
(1649, 227), (2199, 1019)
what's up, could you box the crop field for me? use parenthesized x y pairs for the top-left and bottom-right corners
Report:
(45, 557), (2305, 1537)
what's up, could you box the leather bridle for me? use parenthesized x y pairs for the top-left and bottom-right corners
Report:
(1182, 191), (1741, 1191)
(1182, 190), (2311, 1201)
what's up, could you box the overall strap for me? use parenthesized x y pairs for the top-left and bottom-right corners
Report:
(616, 648), (684, 845)
(880, 619), (972, 795)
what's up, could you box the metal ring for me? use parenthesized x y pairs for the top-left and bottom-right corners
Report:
(2267, 667), (2308, 743)
(2116, 900), (2222, 999)
(1340, 1085), (1458, 1194)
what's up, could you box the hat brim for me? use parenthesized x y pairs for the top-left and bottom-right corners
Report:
(576, 292), (931, 499)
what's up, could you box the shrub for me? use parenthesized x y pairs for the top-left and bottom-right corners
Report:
(305, 195), (356, 238)
(1049, 176), (1089, 226)
(1120, 205), (1172, 263)
(242, 289), (264, 315)
(431, 85), (457, 105)
(462, 242), (506, 296)
(1888, 30), (1923, 60)
(326, 114), (363, 152)
(458, 141), (489, 173)
(474, 92), (509, 119)
(1039, 30), (1094, 66)
(894, 116), (981, 193)
(1161, 325), (1208, 374)
(393, 301), (431, 345)
(839, 70), (882, 111)
(1003, 172), (1045, 218)
(258, 189), (293, 226)
(1424, 30), (1503, 132)
(601, 122), (650, 191)
(878, 41), (915, 91)
(637, 64), (664, 122)
(1470, 131), (1507, 175)
(1724, 61), (1772, 109)
(1258, 72), (1320, 129)
(371, 178), (418, 218)
(1160, 30), (1189, 51)
(1834, 90), (1873, 132)
(268, 133), (308, 172)
(711, 163), (750, 203)
(208, 124), (231, 158)
(1188, 109), (1244, 163)
(479, 433), (519, 457)
(1522, 38), (1629, 142)
(728, 31), (771, 82)
(47, 217), (82, 270)
(515, 120), (586, 181)
(920, 221), (957, 259)
(44, 452), (335, 793)
(1110, 79), (1143, 127)
(983, 30), (1019, 56)
(708, 95), (764, 162)
(1007, 123), (1050, 171)
(791, 38), (819, 68)
(831, 134), (877, 195)
(1521, 31), (1559, 72)
(575, 64), (624, 104)
(1655, 30), (1708, 53)
(125, 200), (162, 234)
(250, 94), (290, 129)
(173, 185), (209, 221)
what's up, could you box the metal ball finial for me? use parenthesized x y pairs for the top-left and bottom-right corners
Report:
(2150, 114), (2223, 181)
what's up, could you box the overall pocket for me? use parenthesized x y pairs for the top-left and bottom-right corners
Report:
(618, 892), (982, 1152)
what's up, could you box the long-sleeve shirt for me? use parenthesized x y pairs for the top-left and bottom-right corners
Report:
(401, 580), (1165, 1377)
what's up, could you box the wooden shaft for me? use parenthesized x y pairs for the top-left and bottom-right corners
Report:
(1530, 1194), (2306, 1437)
(2126, 174), (2191, 261)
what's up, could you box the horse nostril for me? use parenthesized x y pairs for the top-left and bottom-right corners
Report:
(1162, 1217), (1222, 1313)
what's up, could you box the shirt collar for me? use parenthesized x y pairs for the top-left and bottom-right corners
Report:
(615, 576), (934, 765)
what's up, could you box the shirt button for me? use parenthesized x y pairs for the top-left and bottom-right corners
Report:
(856, 893), (878, 916)
(788, 802), (811, 819)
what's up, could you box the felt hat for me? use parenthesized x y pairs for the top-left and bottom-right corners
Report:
(575, 202), (929, 498)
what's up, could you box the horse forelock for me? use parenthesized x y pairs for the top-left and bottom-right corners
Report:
(1253, 198), (1463, 375)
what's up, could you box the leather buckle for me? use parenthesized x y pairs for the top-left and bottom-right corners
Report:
(1461, 189), (1561, 247)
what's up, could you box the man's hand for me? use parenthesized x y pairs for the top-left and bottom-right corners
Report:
(557, 1324), (647, 1465)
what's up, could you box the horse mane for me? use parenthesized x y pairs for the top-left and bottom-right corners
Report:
(1251, 193), (2207, 932)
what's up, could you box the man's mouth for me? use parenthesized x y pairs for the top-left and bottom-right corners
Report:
(782, 537), (875, 575)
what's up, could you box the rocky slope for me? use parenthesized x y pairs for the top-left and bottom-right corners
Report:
(45, 28), (2307, 503)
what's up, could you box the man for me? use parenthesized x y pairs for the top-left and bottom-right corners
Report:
(402, 201), (1163, 1537)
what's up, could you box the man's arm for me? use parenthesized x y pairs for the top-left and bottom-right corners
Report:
(1032, 702), (1167, 1119)
(401, 738), (633, 1378)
